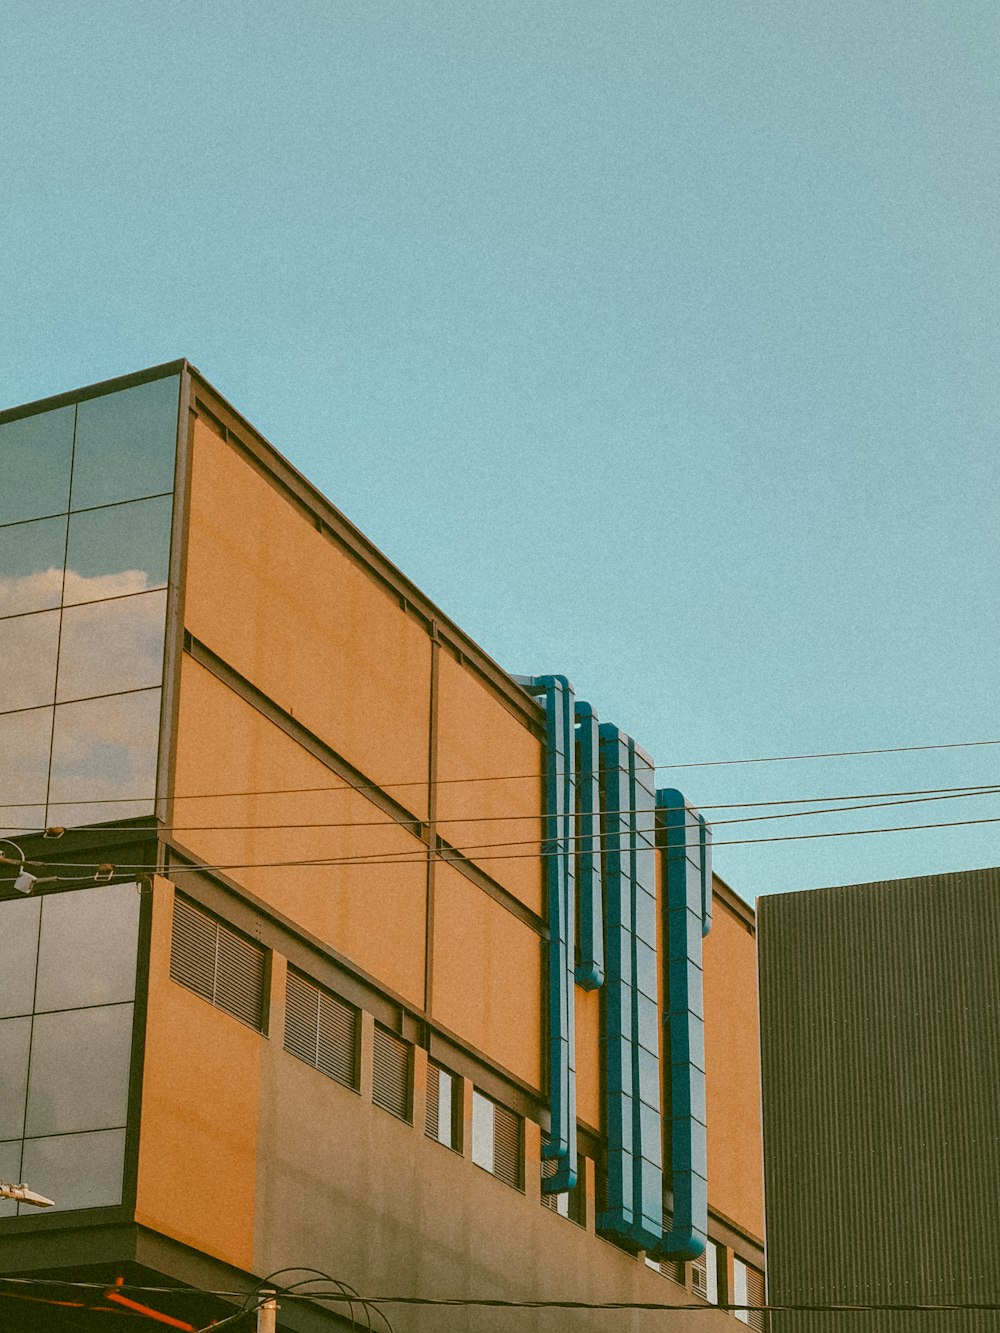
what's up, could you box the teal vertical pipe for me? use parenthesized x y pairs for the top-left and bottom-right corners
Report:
(512, 673), (578, 1192)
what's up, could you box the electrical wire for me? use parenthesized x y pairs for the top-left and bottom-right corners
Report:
(4, 734), (1000, 811)
(14, 810), (1000, 880)
(6, 782), (999, 839)
(0, 1275), (996, 1315)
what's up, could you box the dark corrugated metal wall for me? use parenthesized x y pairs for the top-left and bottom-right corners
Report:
(758, 866), (1000, 1333)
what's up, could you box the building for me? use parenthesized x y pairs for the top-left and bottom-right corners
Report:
(757, 866), (1000, 1333)
(0, 361), (765, 1330)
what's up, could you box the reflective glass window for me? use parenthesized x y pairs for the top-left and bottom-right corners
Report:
(0, 516), (67, 617)
(0, 610), (60, 713)
(64, 495), (172, 602)
(25, 1004), (133, 1136)
(0, 898), (42, 1019)
(71, 377), (179, 511)
(47, 688), (160, 827)
(0, 1018), (31, 1139)
(0, 407), (74, 525)
(56, 590), (167, 703)
(34, 882), (140, 1013)
(0, 1141), (21, 1217)
(20, 1129), (125, 1212)
(0, 706), (52, 820)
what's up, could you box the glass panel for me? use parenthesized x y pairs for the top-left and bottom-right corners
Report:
(0, 610), (60, 713)
(0, 898), (42, 1019)
(56, 590), (167, 702)
(64, 495), (172, 603)
(35, 883), (140, 1013)
(0, 406), (75, 525)
(20, 1128), (125, 1212)
(0, 1140), (22, 1217)
(0, 706), (52, 835)
(0, 515), (67, 616)
(71, 376), (179, 510)
(25, 1003), (133, 1136)
(0, 1017), (31, 1138)
(471, 1090), (495, 1171)
(48, 689), (160, 828)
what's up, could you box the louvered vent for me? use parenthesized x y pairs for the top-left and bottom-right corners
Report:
(657, 1212), (686, 1284)
(284, 970), (359, 1090)
(425, 1062), (440, 1137)
(745, 1265), (766, 1332)
(691, 1251), (708, 1300)
(372, 1025), (411, 1122)
(540, 1135), (585, 1223)
(493, 1102), (523, 1190)
(170, 895), (266, 1030)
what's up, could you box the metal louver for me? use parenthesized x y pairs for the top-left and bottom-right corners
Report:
(284, 970), (359, 1090)
(745, 1265), (766, 1332)
(425, 1062), (441, 1139)
(170, 895), (266, 1031)
(493, 1102), (523, 1190)
(656, 1212), (686, 1283)
(372, 1025), (411, 1122)
(691, 1251), (709, 1300)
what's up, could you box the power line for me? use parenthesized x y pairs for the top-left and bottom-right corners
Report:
(4, 735), (1000, 811)
(19, 811), (1000, 879)
(0, 1275), (995, 1315)
(6, 784), (1000, 840)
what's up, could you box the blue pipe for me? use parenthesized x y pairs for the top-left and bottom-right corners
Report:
(512, 673), (578, 1192)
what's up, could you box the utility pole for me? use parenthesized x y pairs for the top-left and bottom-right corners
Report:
(256, 1291), (278, 1333)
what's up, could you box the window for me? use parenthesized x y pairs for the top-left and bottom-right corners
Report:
(734, 1258), (766, 1330)
(691, 1239), (719, 1304)
(169, 895), (267, 1031)
(372, 1025), (411, 1122)
(425, 1062), (461, 1150)
(471, 1090), (523, 1190)
(540, 1136), (586, 1225)
(284, 970), (359, 1090)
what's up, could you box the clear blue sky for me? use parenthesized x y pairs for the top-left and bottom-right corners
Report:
(3, 2), (998, 900)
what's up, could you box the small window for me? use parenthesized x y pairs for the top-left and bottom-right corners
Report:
(169, 896), (266, 1031)
(540, 1136), (586, 1225)
(734, 1258), (766, 1330)
(691, 1240), (719, 1304)
(471, 1090), (523, 1190)
(284, 970), (359, 1090)
(372, 1025), (411, 1122)
(425, 1062), (461, 1150)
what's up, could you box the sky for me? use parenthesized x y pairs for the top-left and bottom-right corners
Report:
(2, 2), (998, 901)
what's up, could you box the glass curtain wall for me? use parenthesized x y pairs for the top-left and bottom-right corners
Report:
(0, 375), (179, 834)
(0, 881), (141, 1214)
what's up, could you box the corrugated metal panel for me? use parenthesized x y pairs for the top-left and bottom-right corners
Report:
(170, 895), (265, 1031)
(372, 1025), (411, 1122)
(759, 866), (1000, 1333)
(493, 1102), (523, 1191)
